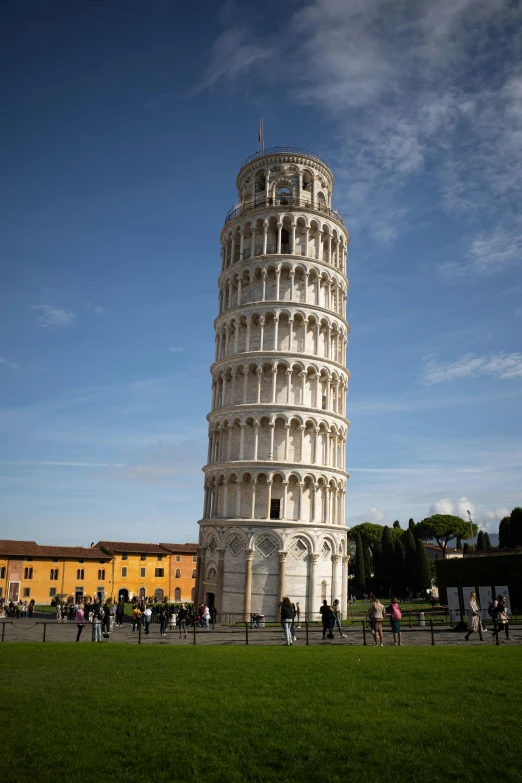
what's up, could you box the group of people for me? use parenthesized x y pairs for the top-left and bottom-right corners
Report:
(1, 599), (35, 618)
(367, 596), (403, 646)
(465, 592), (511, 641)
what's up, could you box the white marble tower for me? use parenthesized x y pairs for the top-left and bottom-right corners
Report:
(195, 147), (350, 620)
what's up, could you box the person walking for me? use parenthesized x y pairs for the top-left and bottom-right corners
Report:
(369, 597), (385, 646)
(464, 592), (482, 642)
(202, 604), (210, 630)
(131, 605), (141, 632)
(296, 602), (301, 629)
(388, 597), (402, 646)
(332, 599), (347, 638)
(116, 601), (124, 628)
(495, 595), (510, 641)
(143, 606), (152, 635)
(159, 607), (168, 637)
(75, 604), (85, 642)
(92, 601), (103, 642)
(281, 597), (294, 645)
(319, 599), (335, 640)
(177, 604), (188, 638)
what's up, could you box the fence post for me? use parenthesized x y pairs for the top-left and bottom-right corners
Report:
(42, 622), (47, 643)
(193, 620), (197, 645)
(245, 621), (249, 646)
(495, 625), (500, 646)
(138, 623), (142, 645)
(362, 619), (367, 646)
(430, 618), (435, 646)
(1, 623), (6, 642)
(409, 611), (412, 628)
(305, 620), (309, 646)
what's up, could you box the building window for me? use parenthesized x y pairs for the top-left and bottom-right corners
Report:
(270, 499), (281, 520)
(157, 554), (163, 562)
(176, 555), (181, 562)
(98, 569), (105, 580)
(122, 554), (128, 561)
(140, 568), (146, 578)
(192, 569), (196, 578)
(0, 566), (5, 579)
(23, 588), (31, 598)
(155, 568), (164, 577)
(77, 569), (84, 580)
(192, 556), (197, 563)
(174, 587), (181, 601)
(121, 567), (127, 577)
(175, 568), (181, 578)
(50, 568), (59, 580)
(24, 567), (33, 579)
(49, 587), (56, 597)
(140, 555), (146, 561)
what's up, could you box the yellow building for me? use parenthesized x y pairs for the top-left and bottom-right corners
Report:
(0, 540), (112, 604)
(96, 541), (197, 603)
(0, 539), (198, 605)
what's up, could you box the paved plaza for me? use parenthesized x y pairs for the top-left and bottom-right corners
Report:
(1, 614), (520, 647)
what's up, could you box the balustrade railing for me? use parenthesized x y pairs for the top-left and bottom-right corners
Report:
(225, 196), (344, 225)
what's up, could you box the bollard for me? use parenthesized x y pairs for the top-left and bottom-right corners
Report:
(193, 621), (197, 645)
(42, 622), (47, 642)
(362, 619), (367, 646)
(305, 620), (309, 646)
(430, 619), (435, 646)
(245, 621), (249, 646)
(138, 624), (142, 645)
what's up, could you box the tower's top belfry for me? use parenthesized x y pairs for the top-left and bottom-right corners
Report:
(225, 146), (345, 236)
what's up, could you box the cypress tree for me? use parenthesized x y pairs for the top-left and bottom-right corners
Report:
(363, 540), (372, 582)
(393, 520), (401, 529)
(372, 543), (382, 590)
(463, 542), (470, 555)
(477, 531), (486, 551)
(402, 528), (416, 593)
(394, 538), (405, 596)
(380, 526), (396, 594)
(498, 516), (511, 548)
(484, 532), (492, 551)
(456, 536), (462, 549)
(414, 540), (432, 592)
(510, 506), (522, 547)
(354, 533), (366, 595)
(408, 518), (415, 532)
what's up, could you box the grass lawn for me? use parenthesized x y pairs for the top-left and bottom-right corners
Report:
(0, 646), (521, 783)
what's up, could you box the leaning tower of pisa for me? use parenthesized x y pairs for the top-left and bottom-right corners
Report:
(195, 147), (350, 620)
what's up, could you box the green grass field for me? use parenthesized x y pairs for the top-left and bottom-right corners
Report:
(1, 645), (521, 783)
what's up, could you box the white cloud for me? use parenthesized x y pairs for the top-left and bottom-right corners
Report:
(421, 353), (522, 384)
(193, 25), (272, 93)
(0, 356), (18, 369)
(355, 506), (387, 524)
(429, 496), (476, 521)
(32, 305), (76, 327)
(438, 223), (522, 279)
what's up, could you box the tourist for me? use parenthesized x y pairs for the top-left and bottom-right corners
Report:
(464, 592), (481, 642)
(28, 599), (34, 618)
(332, 599), (347, 638)
(75, 603), (85, 642)
(177, 604), (188, 638)
(388, 597), (402, 646)
(290, 602), (297, 641)
(281, 596), (294, 645)
(159, 606), (168, 636)
(495, 595), (510, 641)
(296, 601), (301, 628)
(131, 605), (141, 632)
(202, 604), (210, 630)
(56, 603), (62, 623)
(369, 597), (385, 646)
(319, 599), (335, 640)
(92, 601), (103, 642)
(102, 603), (111, 635)
(143, 605), (152, 634)
(116, 601), (125, 628)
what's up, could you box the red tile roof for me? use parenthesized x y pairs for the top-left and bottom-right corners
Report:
(0, 540), (109, 559)
(159, 542), (198, 554)
(96, 541), (168, 555)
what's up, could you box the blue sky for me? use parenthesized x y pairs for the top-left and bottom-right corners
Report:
(1, 0), (521, 545)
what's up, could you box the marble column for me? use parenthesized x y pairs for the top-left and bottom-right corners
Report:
(331, 554), (341, 605)
(308, 553), (319, 619)
(243, 549), (254, 620)
(341, 555), (349, 619)
(277, 551), (287, 609)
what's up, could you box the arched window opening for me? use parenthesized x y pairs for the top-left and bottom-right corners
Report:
(174, 587), (181, 601)
(154, 588), (164, 602)
(302, 171), (313, 192)
(277, 187), (291, 205)
(175, 568), (181, 578)
(281, 229), (290, 254)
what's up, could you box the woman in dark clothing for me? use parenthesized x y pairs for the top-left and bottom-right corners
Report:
(281, 597), (294, 645)
(319, 599), (334, 640)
